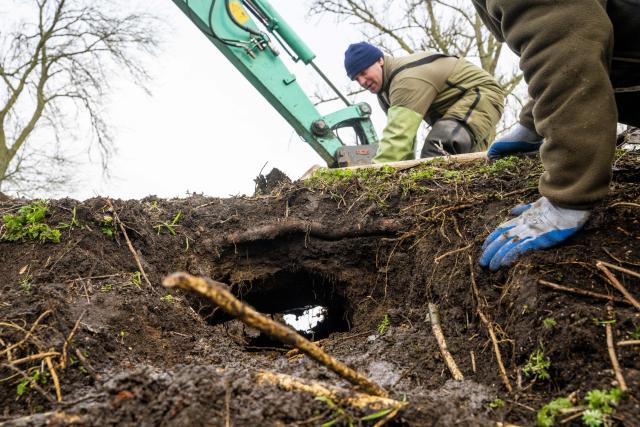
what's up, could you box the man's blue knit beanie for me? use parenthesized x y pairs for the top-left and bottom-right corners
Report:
(344, 42), (383, 80)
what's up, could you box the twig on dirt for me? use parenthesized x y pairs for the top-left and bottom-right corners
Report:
(372, 408), (401, 427)
(617, 340), (640, 346)
(605, 306), (628, 392)
(287, 330), (376, 358)
(559, 411), (586, 424)
(537, 279), (630, 305)
(224, 218), (405, 246)
(470, 351), (476, 374)
(597, 260), (640, 280)
(297, 410), (333, 426)
(427, 303), (464, 380)
(106, 200), (158, 295)
(60, 310), (86, 369)
(45, 239), (81, 271)
(255, 371), (406, 411)
(45, 355), (62, 402)
(506, 399), (536, 413)
(1, 363), (54, 403)
(164, 272), (389, 397)
(602, 247), (640, 268)
(65, 273), (125, 283)
(498, 186), (538, 199)
(1, 310), (51, 357)
(10, 351), (60, 365)
(434, 243), (473, 264)
(468, 256), (513, 392)
(609, 201), (640, 209)
(74, 348), (99, 381)
(596, 262), (640, 311)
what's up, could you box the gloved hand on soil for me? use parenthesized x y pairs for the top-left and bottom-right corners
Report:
(479, 197), (591, 270)
(487, 123), (544, 161)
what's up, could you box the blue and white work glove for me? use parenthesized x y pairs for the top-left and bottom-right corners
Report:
(479, 197), (591, 271)
(487, 124), (544, 161)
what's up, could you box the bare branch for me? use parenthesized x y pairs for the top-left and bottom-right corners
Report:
(0, 0), (162, 193)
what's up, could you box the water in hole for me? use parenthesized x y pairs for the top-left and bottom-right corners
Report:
(283, 305), (326, 333)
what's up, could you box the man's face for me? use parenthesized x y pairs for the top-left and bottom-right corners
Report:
(354, 57), (384, 94)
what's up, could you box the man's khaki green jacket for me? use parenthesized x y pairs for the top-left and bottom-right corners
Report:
(374, 53), (504, 163)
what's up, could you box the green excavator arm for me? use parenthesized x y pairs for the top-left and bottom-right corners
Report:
(169, 0), (378, 167)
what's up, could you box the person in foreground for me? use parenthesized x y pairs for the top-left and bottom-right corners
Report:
(343, 42), (504, 163)
(473, 0), (640, 270)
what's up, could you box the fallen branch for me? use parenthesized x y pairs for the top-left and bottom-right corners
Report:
(605, 307), (628, 392)
(44, 355), (62, 402)
(222, 218), (405, 246)
(468, 256), (512, 392)
(596, 262), (640, 311)
(164, 272), (388, 397)
(537, 280), (630, 305)
(427, 303), (464, 380)
(255, 371), (405, 411)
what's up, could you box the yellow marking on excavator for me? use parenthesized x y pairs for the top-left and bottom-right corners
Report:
(229, 1), (249, 24)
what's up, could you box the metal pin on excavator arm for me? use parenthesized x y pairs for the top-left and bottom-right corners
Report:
(170, 0), (378, 167)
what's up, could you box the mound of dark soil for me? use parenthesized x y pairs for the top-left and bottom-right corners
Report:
(1, 154), (640, 426)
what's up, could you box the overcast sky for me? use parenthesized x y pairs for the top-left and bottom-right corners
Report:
(66, 1), (381, 201)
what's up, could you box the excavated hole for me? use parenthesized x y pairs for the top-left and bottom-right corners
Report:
(196, 269), (352, 349)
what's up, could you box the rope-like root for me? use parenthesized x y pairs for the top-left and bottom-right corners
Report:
(538, 279), (630, 305)
(255, 371), (406, 411)
(468, 256), (513, 392)
(163, 272), (389, 397)
(223, 218), (405, 246)
(596, 261), (640, 311)
(427, 303), (464, 380)
(45, 355), (62, 402)
(605, 307), (628, 392)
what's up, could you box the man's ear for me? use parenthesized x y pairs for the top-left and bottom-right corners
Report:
(378, 57), (384, 66)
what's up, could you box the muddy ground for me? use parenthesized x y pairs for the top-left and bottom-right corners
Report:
(1, 152), (640, 426)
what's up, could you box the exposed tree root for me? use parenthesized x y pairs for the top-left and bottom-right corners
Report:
(107, 199), (158, 295)
(605, 307), (628, 392)
(255, 371), (406, 411)
(537, 279), (630, 305)
(163, 272), (389, 397)
(427, 303), (464, 380)
(617, 340), (640, 346)
(44, 355), (62, 402)
(596, 262), (640, 311)
(9, 351), (60, 366)
(60, 310), (85, 370)
(342, 151), (488, 172)
(222, 218), (406, 245)
(468, 256), (513, 392)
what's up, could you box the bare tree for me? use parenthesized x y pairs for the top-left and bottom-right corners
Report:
(309, 0), (524, 130)
(0, 0), (161, 195)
